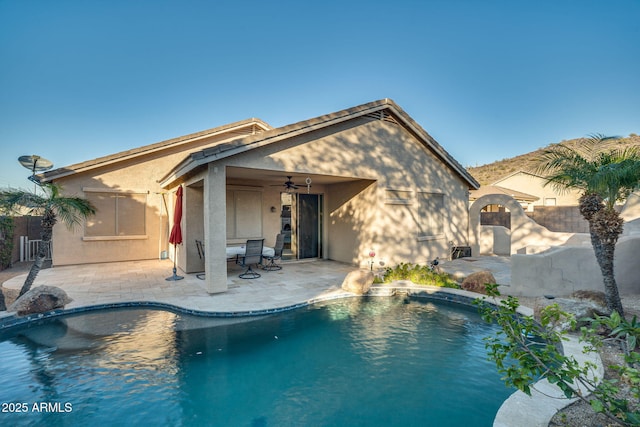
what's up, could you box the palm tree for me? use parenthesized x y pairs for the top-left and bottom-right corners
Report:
(536, 134), (640, 317)
(0, 183), (96, 298)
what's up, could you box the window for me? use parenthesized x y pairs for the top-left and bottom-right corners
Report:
(226, 189), (262, 239)
(417, 192), (444, 237)
(84, 189), (147, 238)
(544, 198), (557, 206)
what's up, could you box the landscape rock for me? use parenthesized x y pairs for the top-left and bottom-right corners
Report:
(460, 270), (496, 294)
(8, 285), (73, 316)
(342, 269), (374, 295)
(534, 292), (609, 332)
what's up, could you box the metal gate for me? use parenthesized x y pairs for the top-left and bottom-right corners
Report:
(20, 236), (52, 262)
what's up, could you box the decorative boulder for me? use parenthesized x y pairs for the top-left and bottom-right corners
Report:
(8, 285), (73, 316)
(534, 292), (609, 332)
(342, 269), (374, 295)
(571, 290), (608, 307)
(461, 270), (496, 295)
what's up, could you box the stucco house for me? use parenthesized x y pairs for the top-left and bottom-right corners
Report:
(491, 171), (582, 210)
(471, 171), (591, 233)
(38, 99), (479, 293)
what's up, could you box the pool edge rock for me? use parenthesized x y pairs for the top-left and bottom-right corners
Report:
(8, 285), (73, 316)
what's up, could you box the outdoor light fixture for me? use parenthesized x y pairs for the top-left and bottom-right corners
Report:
(274, 176), (313, 194)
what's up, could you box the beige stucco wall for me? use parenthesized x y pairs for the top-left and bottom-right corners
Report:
(510, 235), (640, 297)
(506, 192), (640, 297)
(494, 172), (582, 207)
(51, 159), (172, 266)
(204, 118), (472, 268)
(470, 193), (578, 256)
(50, 133), (254, 266)
(479, 225), (511, 256)
(183, 184), (204, 273)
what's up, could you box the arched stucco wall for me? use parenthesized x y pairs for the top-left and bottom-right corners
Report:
(469, 193), (577, 255)
(509, 191), (640, 297)
(511, 234), (640, 297)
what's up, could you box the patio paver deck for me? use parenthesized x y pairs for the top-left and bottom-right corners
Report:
(1, 259), (358, 315)
(1, 256), (514, 316)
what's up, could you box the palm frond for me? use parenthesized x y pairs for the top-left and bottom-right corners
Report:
(0, 189), (48, 215)
(0, 183), (96, 228)
(54, 197), (97, 230)
(535, 135), (640, 208)
(535, 143), (593, 193)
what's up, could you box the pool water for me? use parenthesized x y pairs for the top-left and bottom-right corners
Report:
(0, 297), (511, 426)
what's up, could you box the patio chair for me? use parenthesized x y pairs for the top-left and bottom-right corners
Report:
(196, 239), (205, 259)
(195, 240), (205, 280)
(237, 239), (264, 279)
(263, 233), (284, 271)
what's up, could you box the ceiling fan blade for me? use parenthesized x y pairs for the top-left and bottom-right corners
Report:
(284, 176), (298, 187)
(268, 176), (301, 189)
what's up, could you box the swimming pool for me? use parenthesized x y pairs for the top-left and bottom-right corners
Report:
(0, 296), (511, 426)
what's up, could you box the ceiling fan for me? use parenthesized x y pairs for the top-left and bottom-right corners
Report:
(270, 176), (299, 190)
(281, 176), (299, 190)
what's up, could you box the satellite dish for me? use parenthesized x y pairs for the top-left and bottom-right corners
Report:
(18, 155), (53, 174)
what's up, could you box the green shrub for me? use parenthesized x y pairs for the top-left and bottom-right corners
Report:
(476, 284), (640, 426)
(381, 262), (459, 288)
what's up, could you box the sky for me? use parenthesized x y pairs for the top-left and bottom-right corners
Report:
(1, 0), (639, 189)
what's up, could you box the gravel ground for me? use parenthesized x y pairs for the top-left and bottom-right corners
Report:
(0, 262), (32, 282)
(519, 295), (640, 427)
(0, 262), (32, 307)
(548, 342), (634, 427)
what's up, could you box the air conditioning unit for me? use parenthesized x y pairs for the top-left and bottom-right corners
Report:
(451, 246), (471, 259)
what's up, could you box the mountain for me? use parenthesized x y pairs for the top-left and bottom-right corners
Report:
(466, 134), (640, 186)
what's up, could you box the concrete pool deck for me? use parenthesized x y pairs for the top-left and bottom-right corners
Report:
(1, 256), (514, 315)
(0, 256), (604, 427)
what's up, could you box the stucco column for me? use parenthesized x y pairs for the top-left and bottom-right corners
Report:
(204, 164), (228, 293)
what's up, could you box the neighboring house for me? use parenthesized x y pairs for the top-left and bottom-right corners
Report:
(491, 171), (582, 209)
(474, 171), (588, 233)
(469, 185), (539, 211)
(38, 99), (479, 294)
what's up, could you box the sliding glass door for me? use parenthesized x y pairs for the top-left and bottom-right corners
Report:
(297, 193), (323, 259)
(280, 193), (323, 259)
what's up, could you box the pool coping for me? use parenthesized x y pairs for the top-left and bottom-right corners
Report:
(0, 283), (521, 329)
(0, 283), (602, 427)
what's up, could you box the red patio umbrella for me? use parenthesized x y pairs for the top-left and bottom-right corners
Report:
(166, 186), (184, 281)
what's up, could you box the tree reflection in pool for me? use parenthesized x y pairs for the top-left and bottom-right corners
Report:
(0, 297), (512, 426)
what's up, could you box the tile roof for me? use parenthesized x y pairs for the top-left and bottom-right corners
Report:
(469, 185), (539, 201)
(38, 119), (271, 182)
